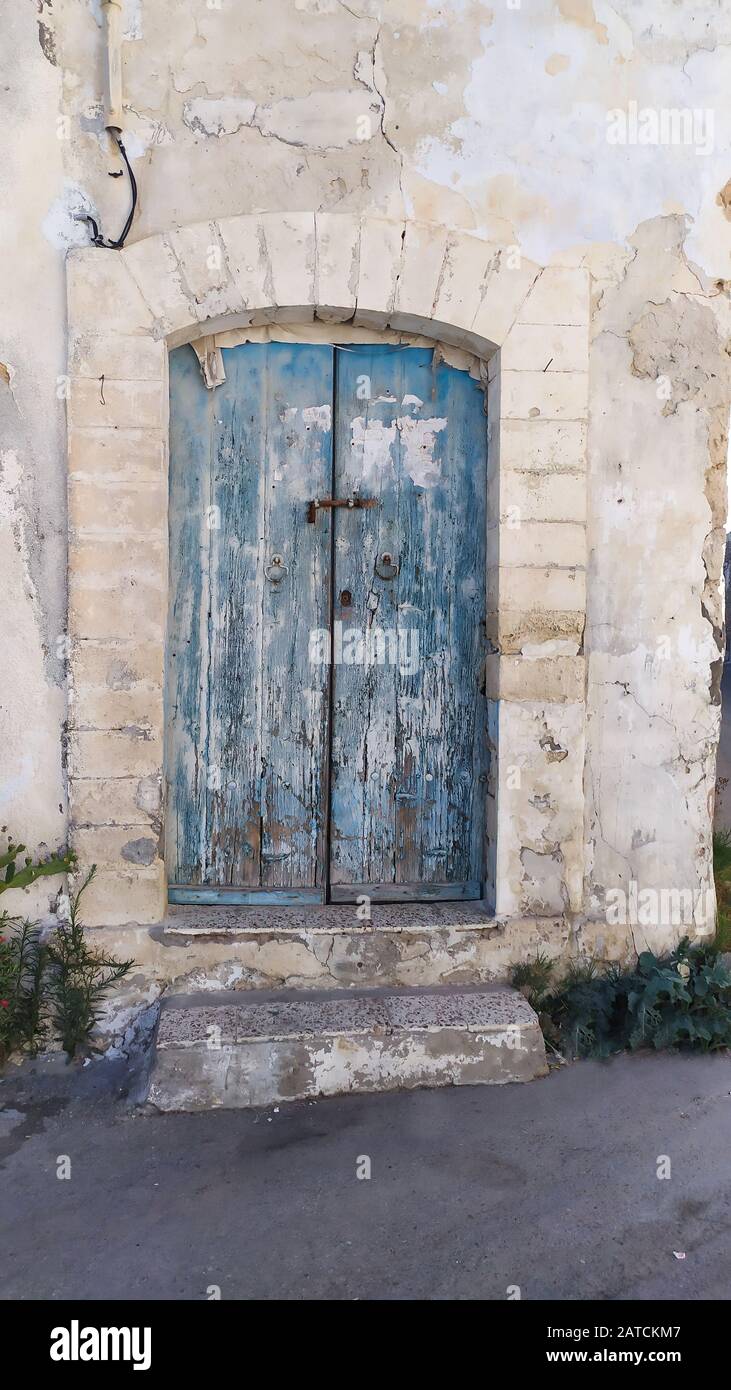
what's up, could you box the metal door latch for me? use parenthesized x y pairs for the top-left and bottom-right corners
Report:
(307, 496), (377, 523)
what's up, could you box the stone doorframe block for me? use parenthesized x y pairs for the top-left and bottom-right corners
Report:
(65, 213), (590, 927)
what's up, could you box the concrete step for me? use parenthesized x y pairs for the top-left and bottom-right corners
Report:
(146, 984), (548, 1111)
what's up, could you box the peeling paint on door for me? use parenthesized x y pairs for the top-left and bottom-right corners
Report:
(167, 341), (488, 905)
(166, 342), (333, 903)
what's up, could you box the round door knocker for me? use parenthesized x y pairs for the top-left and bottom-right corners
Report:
(375, 552), (399, 581)
(265, 554), (287, 582)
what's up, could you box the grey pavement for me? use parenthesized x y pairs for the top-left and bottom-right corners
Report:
(2, 1049), (731, 1301)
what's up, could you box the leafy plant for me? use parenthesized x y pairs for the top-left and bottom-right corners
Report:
(713, 827), (731, 878)
(46, 867), (134, 1059)
(625, 939), (731, 1051)
(713, 829), (731, 952)
(510, 937), (731, 1059)
(549, 963), (620, 1059)
(510, 951), (555, 1011)
(0, 827), (76, 897)
(0, 914), (50, 1063)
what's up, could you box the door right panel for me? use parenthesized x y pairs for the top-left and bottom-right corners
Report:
(329, 345), (489, 901)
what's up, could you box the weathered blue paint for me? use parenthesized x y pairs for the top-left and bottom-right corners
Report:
(167, 342), (488, 905)
(168, 886), (324, 906)
(484, 696), (499, 914)
(166, 341), (333, 899)
(329, 345), (488, 898)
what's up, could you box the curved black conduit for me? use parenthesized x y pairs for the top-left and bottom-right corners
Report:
(78, 132), (138, 250)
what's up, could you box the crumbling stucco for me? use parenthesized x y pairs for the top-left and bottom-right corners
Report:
(584, 214), (730, 924)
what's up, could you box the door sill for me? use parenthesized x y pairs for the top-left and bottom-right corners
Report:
(163, 899), (497, 936)
(168, 886), (325, 906)
(329, 882), (482, 904)
(168, 883), (483, 909)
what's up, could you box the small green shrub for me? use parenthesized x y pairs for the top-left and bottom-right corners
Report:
(713, 829), (731, 952)
(46, 867), (134, 1059)
(713, 827), (731, 878)
(509, 951), (555, 1011)
(0, 866), (135, 1065)
(0, 915), (50, 1063)
(511, 937), (731, 1059)
(0, 829), (76, 897)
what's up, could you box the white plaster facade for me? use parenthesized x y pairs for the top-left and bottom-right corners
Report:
(1, 2), (730, 1009)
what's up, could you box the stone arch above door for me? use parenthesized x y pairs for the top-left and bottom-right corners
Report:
(66, 213), (589, 926)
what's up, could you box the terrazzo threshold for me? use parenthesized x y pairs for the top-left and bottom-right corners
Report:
(161, 901), (500, 936)
(146, 984), (548, 1111)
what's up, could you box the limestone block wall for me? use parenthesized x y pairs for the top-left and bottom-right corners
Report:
(65, 214), (589, 927)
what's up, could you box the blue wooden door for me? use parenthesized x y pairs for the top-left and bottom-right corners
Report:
(166, 342), (487, 904)
(329, 345), (488, 901)
(166, 342), (333, 903)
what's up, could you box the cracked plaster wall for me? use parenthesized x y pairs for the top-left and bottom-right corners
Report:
(584, 215), (730, 940)
(0, 3), (68, 918)
(1, 0), (730, 949)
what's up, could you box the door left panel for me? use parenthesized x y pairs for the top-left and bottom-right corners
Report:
(166, 342), (334, 903)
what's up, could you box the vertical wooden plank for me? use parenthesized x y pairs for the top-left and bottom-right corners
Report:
(330, 345), (488, 894)
(256, 344), (333, 889)
(166, 344), (213, 885)
(203, 343), (268, 885)
(329, 345), (402, 886)
(417, 356), (489, 885)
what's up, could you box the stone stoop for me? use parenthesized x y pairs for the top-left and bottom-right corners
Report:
(146, 984), (548, 1111)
